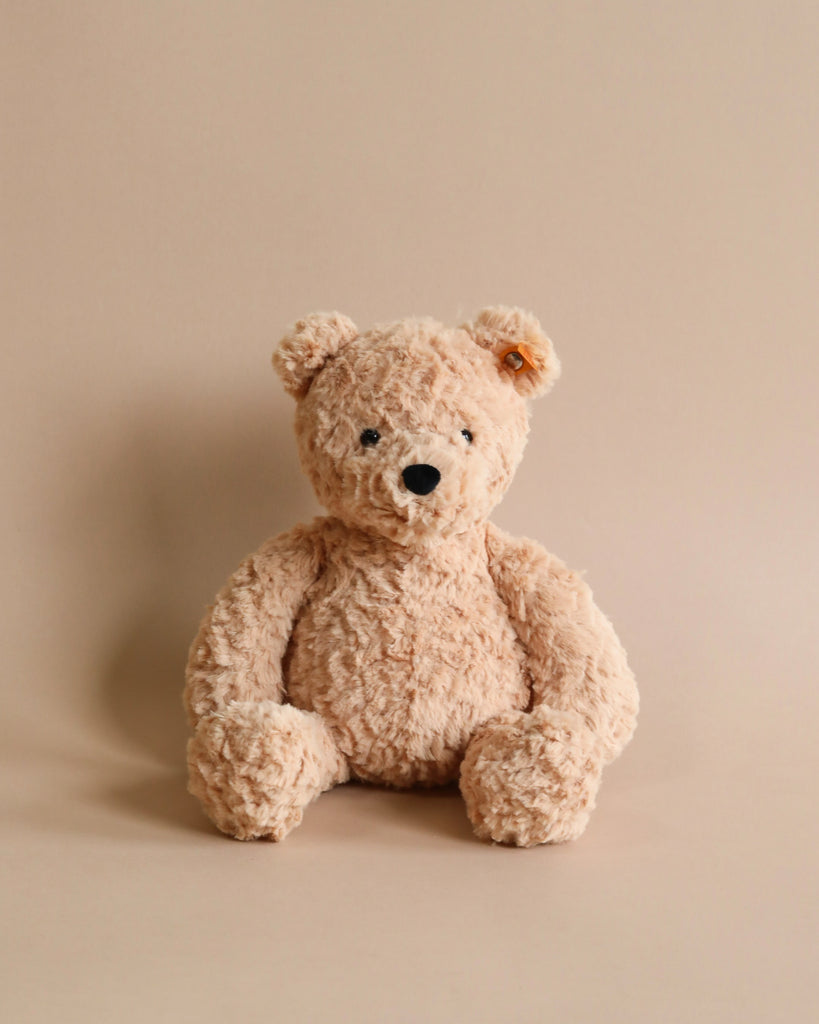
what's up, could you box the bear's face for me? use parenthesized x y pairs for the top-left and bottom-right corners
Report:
(296, 323), (528, 545)
(274, 308), (560, 547)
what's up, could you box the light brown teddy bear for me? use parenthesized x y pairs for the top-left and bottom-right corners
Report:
(185, 307), (638, 847)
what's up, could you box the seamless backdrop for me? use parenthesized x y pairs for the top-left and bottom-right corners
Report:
(2, 3), (817, 1022)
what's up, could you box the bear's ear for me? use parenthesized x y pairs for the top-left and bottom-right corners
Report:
(273, 312), (359, 398)
(462, 306), (560, 398)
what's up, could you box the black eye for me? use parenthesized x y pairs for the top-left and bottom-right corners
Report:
(461, 429), (473, 444)
(360, 428), (380, 447)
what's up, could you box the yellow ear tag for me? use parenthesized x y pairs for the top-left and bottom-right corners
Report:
(500, 344), (536, 374)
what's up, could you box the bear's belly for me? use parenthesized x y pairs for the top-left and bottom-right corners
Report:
(285, 577), (530, 786)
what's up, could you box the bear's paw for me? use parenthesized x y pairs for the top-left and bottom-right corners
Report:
(459, 707), (602, 847)
(187, 701), (347, 841)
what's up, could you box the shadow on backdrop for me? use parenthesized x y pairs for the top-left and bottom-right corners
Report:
(98, 393), (314, 836)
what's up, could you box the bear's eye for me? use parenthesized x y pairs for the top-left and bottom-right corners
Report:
(461, 429), (473, 444)
(360, 428), (381, 447)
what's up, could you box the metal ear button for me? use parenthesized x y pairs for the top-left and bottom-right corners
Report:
(500, 344), (535, 374)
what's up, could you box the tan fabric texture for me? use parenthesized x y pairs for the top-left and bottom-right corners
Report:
(185, 307), (638, 847)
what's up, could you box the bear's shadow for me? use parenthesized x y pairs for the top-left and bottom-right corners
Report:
(99, 395), (310, 836)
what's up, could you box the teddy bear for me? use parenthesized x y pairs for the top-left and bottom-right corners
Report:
(184, 306), (638, 847)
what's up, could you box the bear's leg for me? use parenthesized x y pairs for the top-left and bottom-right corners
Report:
(459, 707), (602, 848)
(187, 701), (349, 841)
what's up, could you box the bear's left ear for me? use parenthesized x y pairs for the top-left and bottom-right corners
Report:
(273, 312), (359, 398)
(462, 306), (561, 398)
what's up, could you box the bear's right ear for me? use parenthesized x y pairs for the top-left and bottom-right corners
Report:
(462, 306), (560, 398)
(272, 312), (359, 398)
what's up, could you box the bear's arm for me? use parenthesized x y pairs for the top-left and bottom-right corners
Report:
(485, 522), (638, 764)
(184, 522), (324, 728)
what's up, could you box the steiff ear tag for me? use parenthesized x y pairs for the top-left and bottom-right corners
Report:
(500, 343), (536, 374)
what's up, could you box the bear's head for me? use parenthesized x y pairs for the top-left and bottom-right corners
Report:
(273, 307), (560, 547)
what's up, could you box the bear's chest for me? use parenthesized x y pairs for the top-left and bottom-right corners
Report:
(284, 530), (530, 786)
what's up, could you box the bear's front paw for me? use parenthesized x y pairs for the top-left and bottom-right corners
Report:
(187, 701), (348, 841)
(459, 707), (602, 848)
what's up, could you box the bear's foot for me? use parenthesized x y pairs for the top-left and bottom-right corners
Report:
(188, 701), (348, 841)
(459, 707), (602, 848)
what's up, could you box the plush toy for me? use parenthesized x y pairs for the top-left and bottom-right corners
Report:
(184, 307), (638, 847)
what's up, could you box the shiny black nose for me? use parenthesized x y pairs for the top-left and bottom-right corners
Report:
(402, 463), (441, 495)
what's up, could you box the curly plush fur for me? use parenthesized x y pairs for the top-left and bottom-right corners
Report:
(185, 307), (638, 847)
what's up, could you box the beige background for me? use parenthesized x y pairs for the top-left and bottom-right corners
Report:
(2, 2), (817, 1021)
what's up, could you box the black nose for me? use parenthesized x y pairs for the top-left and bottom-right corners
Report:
(402, 463), (441, 496)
